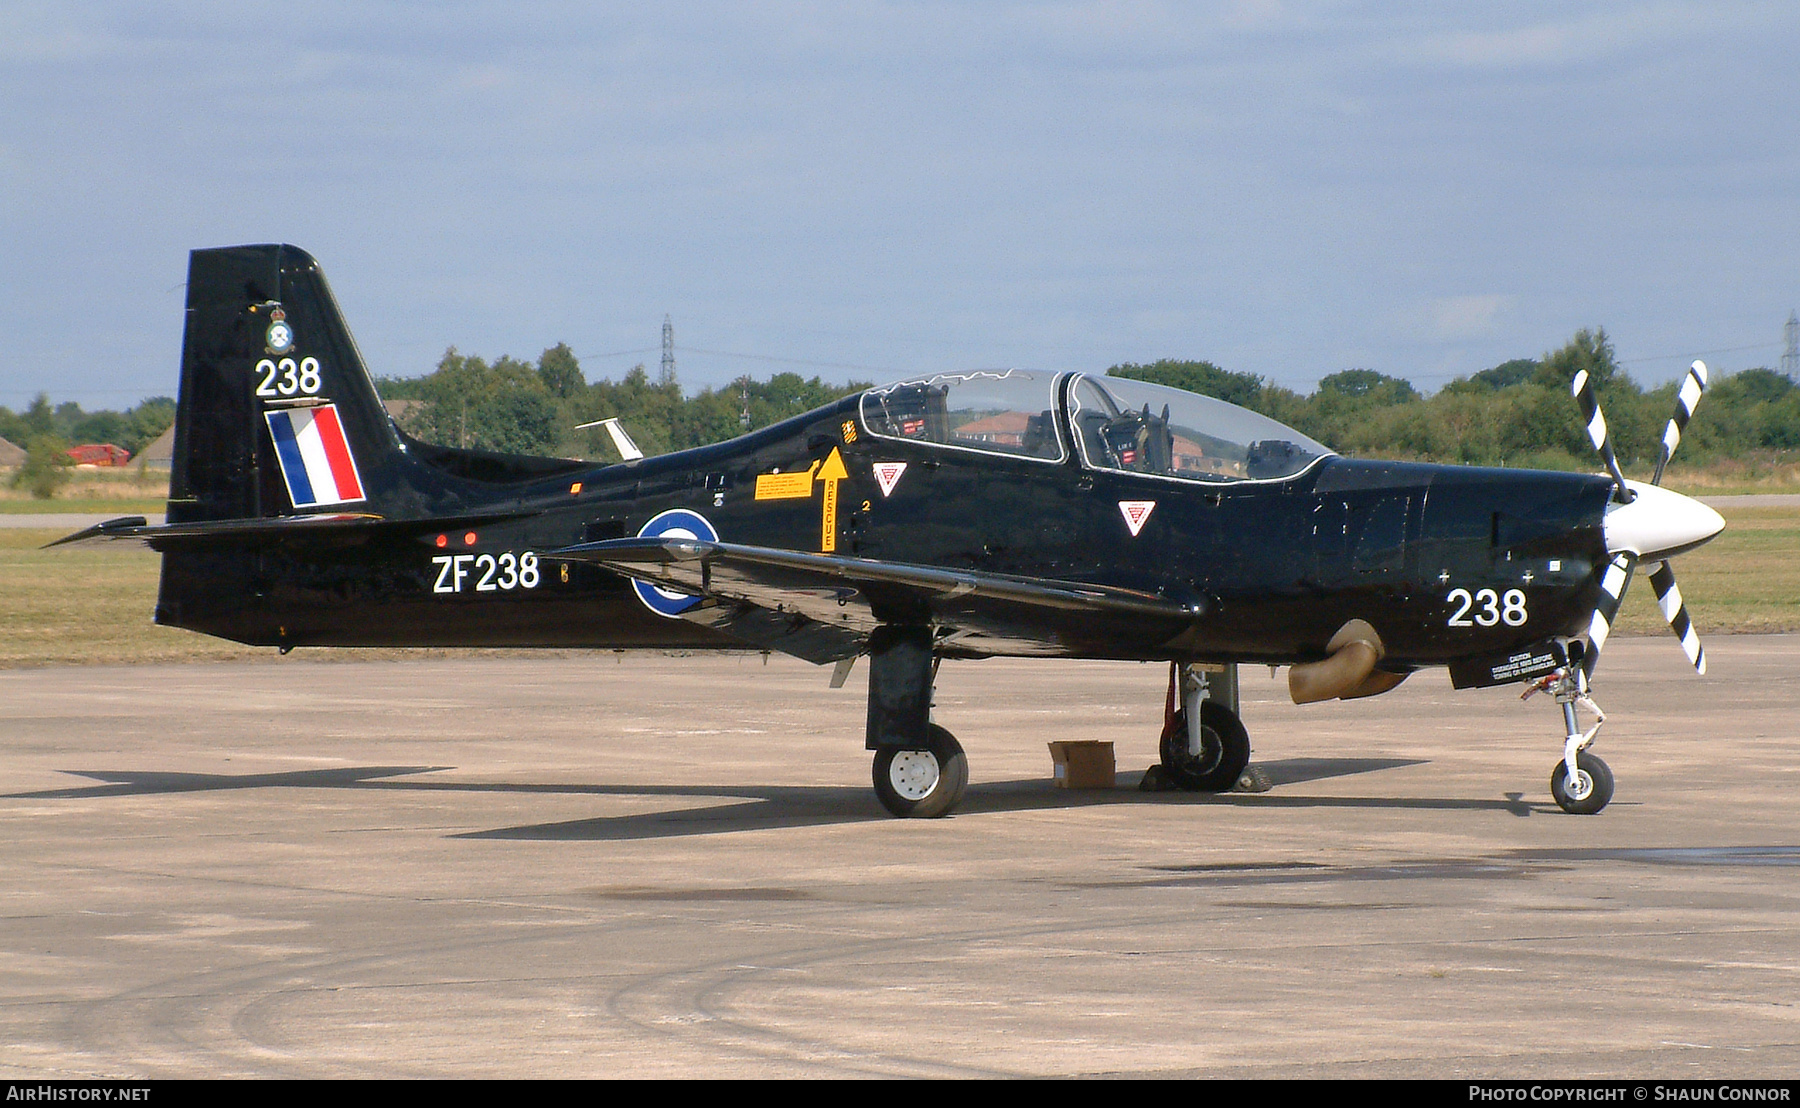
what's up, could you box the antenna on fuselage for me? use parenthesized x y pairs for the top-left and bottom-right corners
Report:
(574, 417), (645, 462)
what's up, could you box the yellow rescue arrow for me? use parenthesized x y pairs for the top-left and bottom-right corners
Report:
(816, 447), (848, 552)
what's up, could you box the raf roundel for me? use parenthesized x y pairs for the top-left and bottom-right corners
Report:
(631, 508), (718, 618)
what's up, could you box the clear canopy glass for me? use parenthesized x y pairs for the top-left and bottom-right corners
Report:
(1067, 374), (1331, 482)
(858, 369), (1332, 482)
(860, 369), (1064, 461)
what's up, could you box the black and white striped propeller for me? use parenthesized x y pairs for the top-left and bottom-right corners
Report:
(1574, 360), (1720, 680)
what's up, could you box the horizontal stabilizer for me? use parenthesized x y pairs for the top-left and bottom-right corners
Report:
(48, 510), (534, 550)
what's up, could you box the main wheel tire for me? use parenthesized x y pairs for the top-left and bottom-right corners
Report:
(1550, 751), (1614, 815)
(1159, 699), (1251, 793)
(873, 724), (968, 818)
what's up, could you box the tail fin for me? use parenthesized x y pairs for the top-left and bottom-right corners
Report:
(169, 244), (399, 523)
(154, 245), (591, 646)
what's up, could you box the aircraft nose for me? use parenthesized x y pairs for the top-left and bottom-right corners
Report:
(1603, 481), (1725, 560)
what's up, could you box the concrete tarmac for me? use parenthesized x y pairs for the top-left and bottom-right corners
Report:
(2, 638), (1798, 1078)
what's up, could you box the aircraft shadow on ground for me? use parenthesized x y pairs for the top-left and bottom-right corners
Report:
(5, 755), (1565, 841)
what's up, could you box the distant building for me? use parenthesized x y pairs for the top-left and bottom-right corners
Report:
(954, 411), (1030, 447)
(0, 435), (24, 467)
(137, 425), (175, 471)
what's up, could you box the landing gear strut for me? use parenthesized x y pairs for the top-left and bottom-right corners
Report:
(1158, 663), (1254, 792)
(1523, 652), (1614, 815)
(864, 626), (968, 818)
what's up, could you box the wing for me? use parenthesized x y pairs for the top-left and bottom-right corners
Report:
(549, 536), (1206, 664)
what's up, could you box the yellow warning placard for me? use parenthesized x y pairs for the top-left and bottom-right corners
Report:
(752, 451), (850, 553)
(755, 466), (817, 500)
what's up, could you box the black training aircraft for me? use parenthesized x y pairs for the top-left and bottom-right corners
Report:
(59, 245), (1726, 818)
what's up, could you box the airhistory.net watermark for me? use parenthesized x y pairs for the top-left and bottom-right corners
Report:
(6, 1089), (150, 1103)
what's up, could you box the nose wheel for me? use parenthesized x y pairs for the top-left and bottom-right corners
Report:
(872, 724), (968, 818)
(1550, 750), (1614, 815)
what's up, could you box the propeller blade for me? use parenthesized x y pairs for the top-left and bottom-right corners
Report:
(1572, 369), (1633, 502)
(1582, 551), (1637, 682)
(1646, 560), (1707, 674)
(1652, 360), (1708, 486)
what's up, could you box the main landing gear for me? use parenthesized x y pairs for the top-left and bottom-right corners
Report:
(872, 724), (968, 818)
(1158, 662), (1255, 793)
(1523, 652), (1614, 815)
(864, 627), (969, 818)
(861, 630), (1263, 817)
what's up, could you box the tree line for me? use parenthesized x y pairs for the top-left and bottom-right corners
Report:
(374, 344), (872, 460)
(0, 394), (176, 457)
(7, 328), (1799, 499)
(1112, 329), (1800, 475)
(0, 395), (176, 497)
(379, 329), (1800, 476)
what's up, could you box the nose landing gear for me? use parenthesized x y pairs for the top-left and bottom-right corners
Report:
(1523, 657), (1614, 815)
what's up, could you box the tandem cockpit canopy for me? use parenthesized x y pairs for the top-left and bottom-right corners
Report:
(858, 369), (1332, 482)
(1067, 374), (1332, 482)
(860, 369), (1066, 461)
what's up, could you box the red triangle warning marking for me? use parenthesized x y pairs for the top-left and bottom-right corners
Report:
(872, 461), (907, 497)
(1118, 500), (1156, 536)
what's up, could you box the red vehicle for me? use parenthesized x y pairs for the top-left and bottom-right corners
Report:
(64, 443), (131, 467)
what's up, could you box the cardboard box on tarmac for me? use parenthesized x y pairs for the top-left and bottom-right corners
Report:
(1048, 741), (1115, 789)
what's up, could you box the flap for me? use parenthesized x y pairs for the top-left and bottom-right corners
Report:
(549, 536), (1205, 662)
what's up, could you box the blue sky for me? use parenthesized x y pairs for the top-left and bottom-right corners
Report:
(2, 2), (1796, 409)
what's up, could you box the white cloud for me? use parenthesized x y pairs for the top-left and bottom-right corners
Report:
(1415, 22), (1578, 68)
(1399, 2), (1778, 72)
(1431, 295), (1515, 340)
